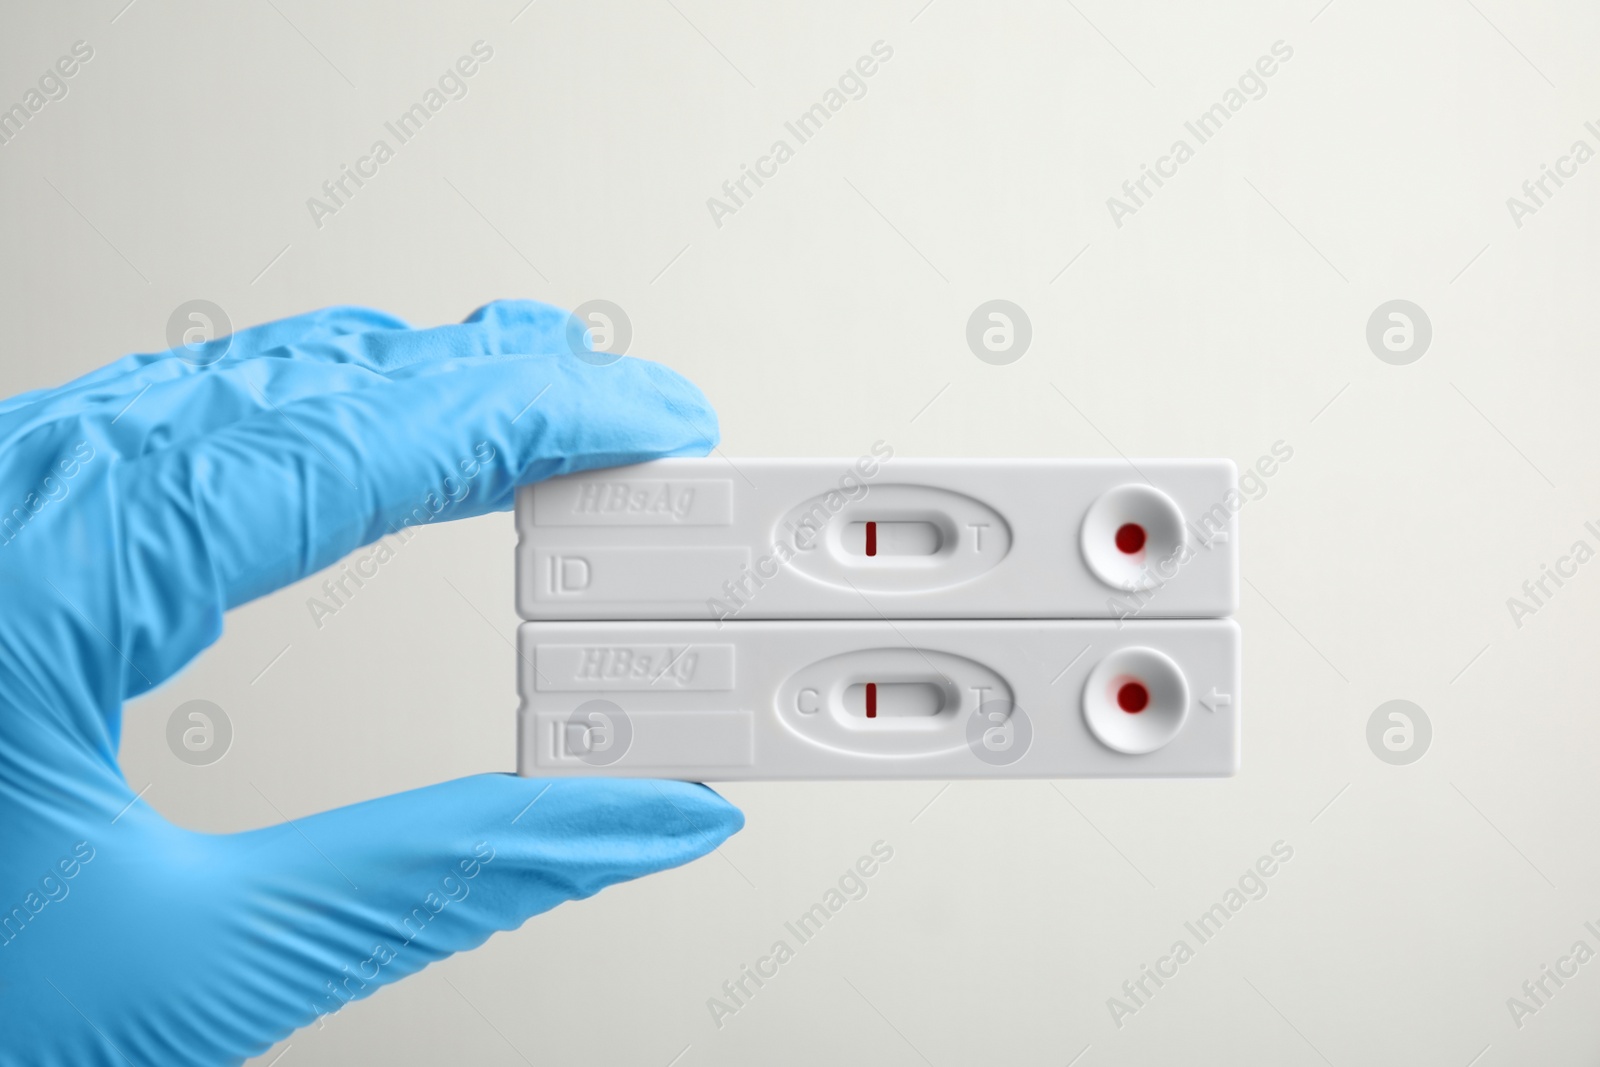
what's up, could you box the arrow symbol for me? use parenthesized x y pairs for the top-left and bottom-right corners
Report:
(1201, 687), (1232, 713)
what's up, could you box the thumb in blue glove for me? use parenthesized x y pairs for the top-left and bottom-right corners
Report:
(0, 299), (743, 1066)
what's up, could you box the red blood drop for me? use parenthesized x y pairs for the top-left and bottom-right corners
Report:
(1117, 681), (1150, 713)
(1115, 523), (1146, 554)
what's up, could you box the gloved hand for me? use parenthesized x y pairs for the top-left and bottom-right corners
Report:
(0, 300), (743, 1065)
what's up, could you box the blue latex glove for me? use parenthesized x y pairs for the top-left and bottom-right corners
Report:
(0, 300), (743, 1065)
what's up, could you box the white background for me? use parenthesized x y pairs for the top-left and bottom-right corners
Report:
(3, 1), (1599, 1063)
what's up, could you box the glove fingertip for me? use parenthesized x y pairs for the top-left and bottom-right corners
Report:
(620, 356), (721, 453)
(660, 780), (745, 842)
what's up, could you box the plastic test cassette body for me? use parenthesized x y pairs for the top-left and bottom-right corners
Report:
(516, 620), (1240, 780)
(516, 457), (1239, 620)
(515, 457), (1241, 781)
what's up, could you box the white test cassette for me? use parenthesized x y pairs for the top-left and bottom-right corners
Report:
(516, 619), (1240, 780)
(515, 456), (1239, 621)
